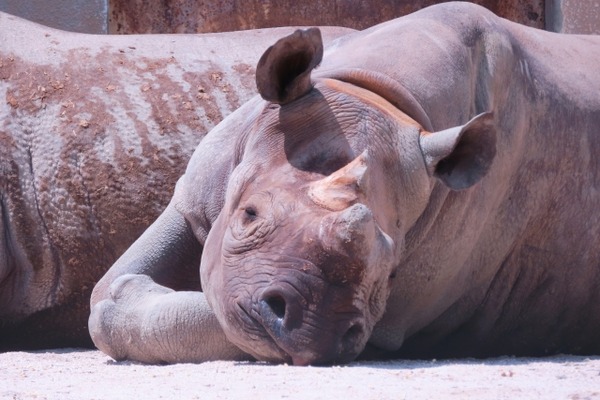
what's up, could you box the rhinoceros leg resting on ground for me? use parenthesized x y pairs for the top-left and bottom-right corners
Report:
(88, 97), (272, 362)
(89, 202), (250, 363)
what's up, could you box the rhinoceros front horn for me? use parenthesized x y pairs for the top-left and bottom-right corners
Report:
(256, 27), (323, 105)
(318, 203), (380, 283)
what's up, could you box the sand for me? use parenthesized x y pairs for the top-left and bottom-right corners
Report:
(1, 349), (599, 399)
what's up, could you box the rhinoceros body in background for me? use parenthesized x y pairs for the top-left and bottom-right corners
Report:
(0, 12), (353, 349)
(90, 2), (600, 365)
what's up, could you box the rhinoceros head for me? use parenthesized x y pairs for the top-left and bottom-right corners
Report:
(199, 28), (496, 365)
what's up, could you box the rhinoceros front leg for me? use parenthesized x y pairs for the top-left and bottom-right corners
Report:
(89, 203), (250, 364)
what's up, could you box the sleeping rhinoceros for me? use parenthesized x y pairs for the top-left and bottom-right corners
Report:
(0, 11), (353, 350)
(89, 2), (600, 365)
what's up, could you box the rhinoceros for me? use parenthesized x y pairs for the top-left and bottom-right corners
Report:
(89, 2), (600, 365)
(0, 11), (353, 350)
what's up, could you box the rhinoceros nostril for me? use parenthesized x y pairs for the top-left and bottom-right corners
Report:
(258, 286), (304, 334)
(262, 292), (287, 320)
(259, 287), (304, 331)
(342, 323), (363, 346)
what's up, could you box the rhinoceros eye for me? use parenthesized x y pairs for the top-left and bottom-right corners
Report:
(244, 206), (258, 221)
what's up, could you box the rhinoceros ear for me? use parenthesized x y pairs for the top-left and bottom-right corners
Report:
(256, 27), (323, 105)
(419, 112), (496, 190)
(308, 151), (369, 211)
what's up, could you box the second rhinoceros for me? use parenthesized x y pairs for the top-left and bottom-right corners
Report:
(0, 11), (352, 350)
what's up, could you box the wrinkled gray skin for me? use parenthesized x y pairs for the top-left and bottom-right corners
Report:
(90, 2), (600, 365)
(0, 11), (353, 350)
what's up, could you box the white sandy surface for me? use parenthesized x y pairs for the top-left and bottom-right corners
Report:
(1, 349), (599, 399)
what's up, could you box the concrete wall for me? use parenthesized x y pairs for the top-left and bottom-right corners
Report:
(546, 0), (600, 34)
(0, 0), (108, 33)
(0, 0), (598, 35)
(108, 0), (545, 34)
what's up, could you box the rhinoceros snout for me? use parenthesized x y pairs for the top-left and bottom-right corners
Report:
(252, 285), (366, 365)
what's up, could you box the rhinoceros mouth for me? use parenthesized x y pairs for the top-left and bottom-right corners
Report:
(219, 255), (371, 364)
(230, 295), (367, 365)
(231, 301), (294, 363)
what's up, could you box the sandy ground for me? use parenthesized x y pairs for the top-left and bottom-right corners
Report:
(1, 349), (599, 400)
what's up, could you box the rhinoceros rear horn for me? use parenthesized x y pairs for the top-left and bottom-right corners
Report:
(256, 28), (323, 105)
(308, 151), (369, 211)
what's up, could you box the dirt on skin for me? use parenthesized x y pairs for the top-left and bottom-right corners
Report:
(1, 349), (599, 399)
